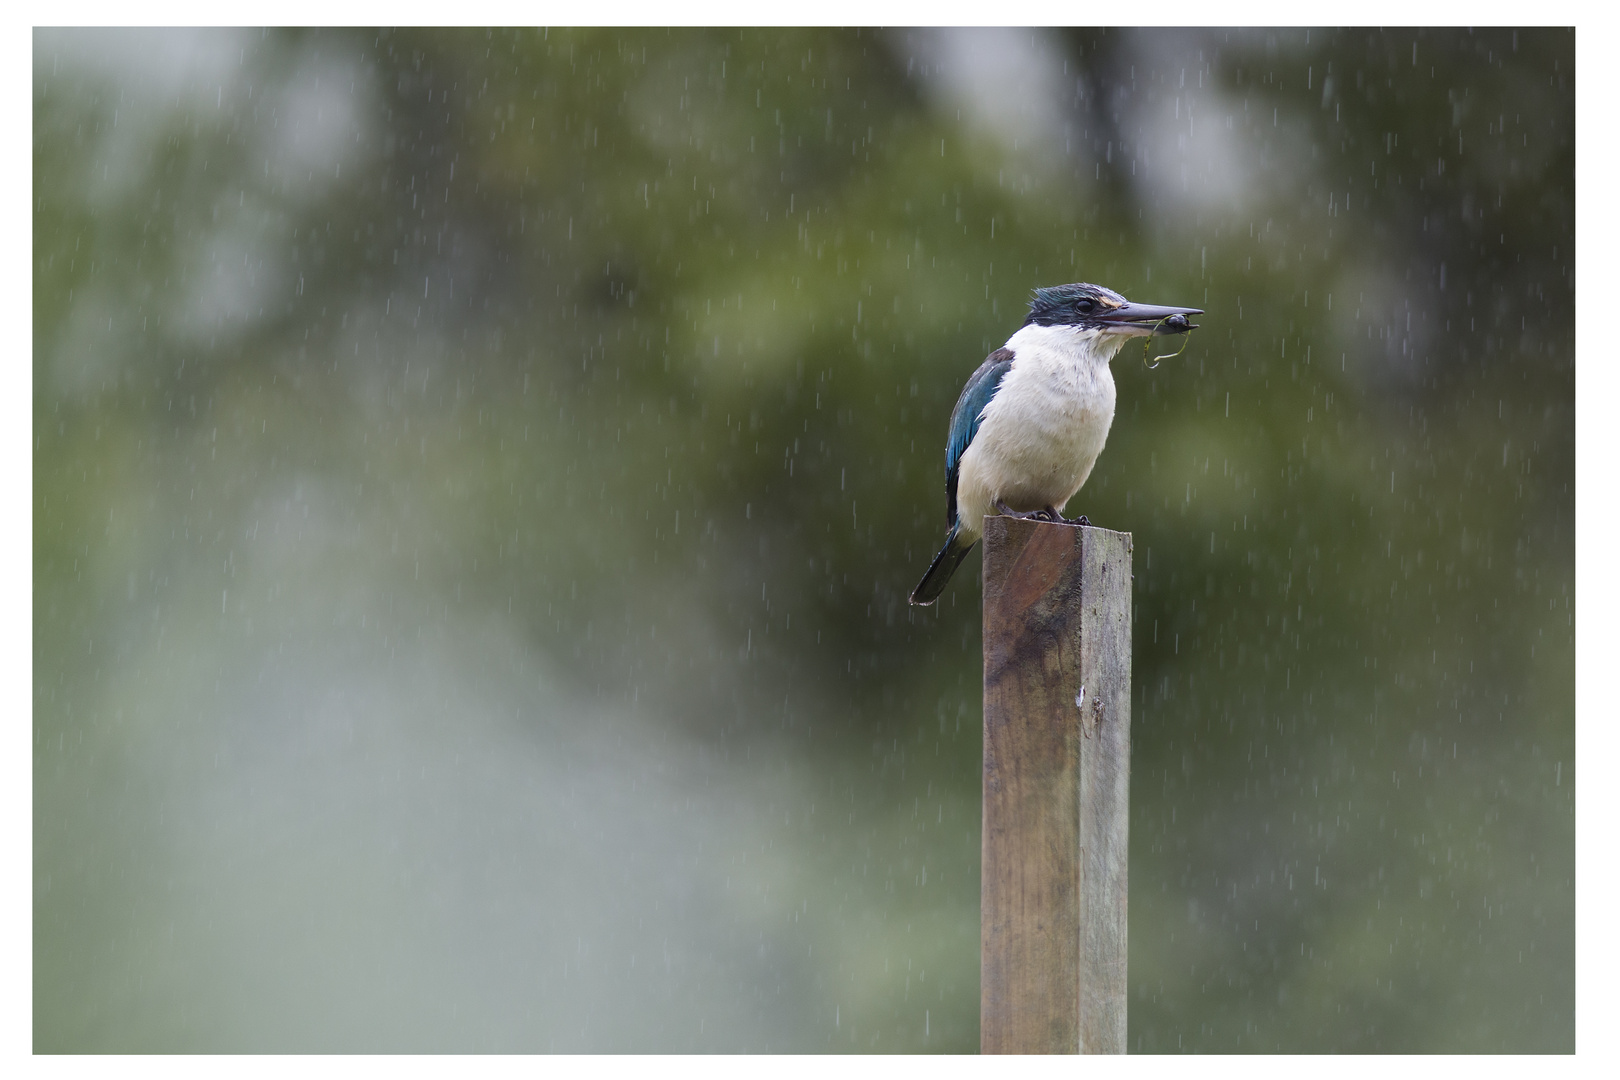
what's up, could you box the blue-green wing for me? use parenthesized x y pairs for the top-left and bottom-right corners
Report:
(944, 347), (1014, 527)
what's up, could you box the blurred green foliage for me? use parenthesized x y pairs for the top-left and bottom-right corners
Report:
(35, 28), (1572, 1051)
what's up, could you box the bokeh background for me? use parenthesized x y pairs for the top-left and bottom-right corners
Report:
(34, 27), (1573, 1052)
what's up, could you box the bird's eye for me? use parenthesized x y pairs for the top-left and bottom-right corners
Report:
(1075, 298), (1095, 314)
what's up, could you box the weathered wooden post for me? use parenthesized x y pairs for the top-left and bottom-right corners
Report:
(980, 516), (1132, 1054)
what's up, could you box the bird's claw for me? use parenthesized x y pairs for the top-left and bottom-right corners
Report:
(1047, 509), (1093, 527)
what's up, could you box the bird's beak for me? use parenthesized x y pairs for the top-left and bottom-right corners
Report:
(1099, 300), (1204, 337)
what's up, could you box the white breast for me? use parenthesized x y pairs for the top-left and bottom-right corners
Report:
(954, 324), (1123, 540)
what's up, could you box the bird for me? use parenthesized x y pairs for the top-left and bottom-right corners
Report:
(908, 282), (1202, 606)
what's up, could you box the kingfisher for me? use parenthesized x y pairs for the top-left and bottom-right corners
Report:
(908, 282), (1202, 606)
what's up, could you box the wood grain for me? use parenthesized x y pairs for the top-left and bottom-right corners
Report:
(980, 516), (1132, 1054)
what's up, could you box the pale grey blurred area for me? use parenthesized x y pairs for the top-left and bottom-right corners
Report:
(36, 475), (837, 1051)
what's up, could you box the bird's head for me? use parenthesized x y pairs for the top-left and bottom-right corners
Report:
(1025, 282), (1203, 338)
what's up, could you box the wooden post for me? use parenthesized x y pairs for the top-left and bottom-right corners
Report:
(980, 516), (1132, 1054)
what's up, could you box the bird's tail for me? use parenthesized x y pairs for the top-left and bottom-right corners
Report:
(908, 525), (979, 606)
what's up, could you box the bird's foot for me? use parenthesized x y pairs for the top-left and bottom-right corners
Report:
(994, 500), (1091, 527)
(993, 499), (1045, 521)
(1040, 505), (1092, 527)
